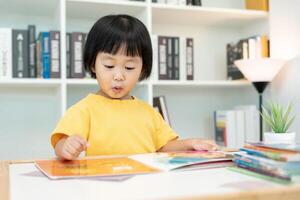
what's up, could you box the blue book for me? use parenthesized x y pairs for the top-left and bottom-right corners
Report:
(38, 32), (50, 79)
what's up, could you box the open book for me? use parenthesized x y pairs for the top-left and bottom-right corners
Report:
(35, 151), (233, 179)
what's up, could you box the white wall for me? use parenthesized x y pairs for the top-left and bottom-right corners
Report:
(269, 0), (300, 141)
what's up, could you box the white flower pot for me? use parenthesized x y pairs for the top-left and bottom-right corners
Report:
(263, 132), (296, 144)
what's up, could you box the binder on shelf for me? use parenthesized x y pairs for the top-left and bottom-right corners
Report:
(70, 32), (85, 78)
(0, 28), (12, 79)
(158, 36), (168, 80)
(28, 25), (36, 78)
(38, 32), (50, 79)
(66, 33), (71, 78)
(50, 31), (60, 78)
(172, 37), (180, 80)
(12, 29), (29, 78)
(186, 38), (194, 80)
(167, 37), (173, 79)
(153, 96), (171, 126)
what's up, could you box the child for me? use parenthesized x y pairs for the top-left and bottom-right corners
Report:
(51, 14), (217, 160)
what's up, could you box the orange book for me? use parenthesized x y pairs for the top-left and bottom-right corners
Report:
(35, 157), (160, 179)
(35, 152), (233, 179)
(260, 35), (269, 58)
(245, 0), (269, 11)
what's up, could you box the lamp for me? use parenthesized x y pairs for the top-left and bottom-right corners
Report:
(234, 58), (286, 141)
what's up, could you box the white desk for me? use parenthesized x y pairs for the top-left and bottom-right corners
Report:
(5, 162), (300, 200)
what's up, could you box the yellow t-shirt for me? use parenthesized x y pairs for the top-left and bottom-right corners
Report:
(51, 94), (178, 156)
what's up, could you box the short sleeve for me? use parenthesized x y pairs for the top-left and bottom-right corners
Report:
(152, 108), (178, 151)
(51, 105), (90, 148)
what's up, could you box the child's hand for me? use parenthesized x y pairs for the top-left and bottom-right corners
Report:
(187, 139), (218, 151)
(55, 135), (89, 160)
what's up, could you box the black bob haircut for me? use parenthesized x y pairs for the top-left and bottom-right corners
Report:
(84, 14), (152, 81)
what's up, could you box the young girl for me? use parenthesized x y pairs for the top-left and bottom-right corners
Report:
(51, 14), (217, 160)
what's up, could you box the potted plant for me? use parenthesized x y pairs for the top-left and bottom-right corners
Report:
(261, 101), (296, 144)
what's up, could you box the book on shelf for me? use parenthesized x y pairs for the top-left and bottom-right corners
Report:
(0, 28), (12, 79)
(157, 35), (194, 81)
(172, 37), (180, 80)
(214, 105), (260, 149)
(35, 151), (233, 179)
(227, 35), (269, 80)
(28, 25), (36, 78)
(70, 32), (86, 79)
(186, 38), (194, 80)
(245, 0), (269, 11)
(49, 31), (61, 78)
(38, 32), (50, 79)
(12, 29), (29, 78)
(153, 96), (171, 126)
(66, 33), (71, 78)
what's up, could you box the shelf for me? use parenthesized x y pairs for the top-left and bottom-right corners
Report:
(66, 79), (149, 86)
(66, 0), (147, 20)
(151, 80), (251, 87)
(0, 0), (59, 17)
(151, 4), (268, 27)
(0, 79), (61, 88)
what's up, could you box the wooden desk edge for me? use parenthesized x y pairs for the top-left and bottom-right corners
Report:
(1, 159), (300, 200)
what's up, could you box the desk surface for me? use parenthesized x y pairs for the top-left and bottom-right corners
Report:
(1, 160), (300, 200)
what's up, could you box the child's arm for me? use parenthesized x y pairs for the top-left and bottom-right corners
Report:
(158, 138), (218, 152)
(54, 135), (89, 160)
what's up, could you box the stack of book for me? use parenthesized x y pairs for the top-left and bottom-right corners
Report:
(233, 143), (300, 182)
(214, 105), (260, 149)
(227, 35), (269, 80)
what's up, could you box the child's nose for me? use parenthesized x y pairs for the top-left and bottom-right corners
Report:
(113, 69), (125, 81)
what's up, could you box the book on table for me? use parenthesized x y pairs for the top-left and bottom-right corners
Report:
(35, 151), (233, 179)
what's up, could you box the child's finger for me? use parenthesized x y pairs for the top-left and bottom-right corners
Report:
(193, 143), (216, 151)
(73, 135), (89, 149)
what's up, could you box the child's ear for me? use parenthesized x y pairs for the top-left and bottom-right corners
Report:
(91, 66), (95, 73)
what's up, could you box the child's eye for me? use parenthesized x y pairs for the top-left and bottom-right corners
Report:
(104, 65), (114, 69)
(125, 67), (135, 70)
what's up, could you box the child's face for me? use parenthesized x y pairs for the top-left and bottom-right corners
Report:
(93, 47), (143, 100)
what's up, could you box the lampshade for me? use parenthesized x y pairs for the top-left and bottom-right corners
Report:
(234, 58), (286, 82)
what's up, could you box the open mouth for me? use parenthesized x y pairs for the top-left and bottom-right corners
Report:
(112, 86), (123, 93)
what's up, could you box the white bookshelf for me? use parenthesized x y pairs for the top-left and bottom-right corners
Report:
(0, 0), (268, 160)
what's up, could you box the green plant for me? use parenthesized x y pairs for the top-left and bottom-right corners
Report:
(261, 101), (296, 133)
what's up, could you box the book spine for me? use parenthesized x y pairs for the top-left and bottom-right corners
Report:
(158, 36), (168, 80)
(167, 37), (173, 80)
(186, 38), (194, 80)
(160, 96), (171, 126)
(41, 32), (50, 79)
(173, 37), (180, 80)
(50, 31), (60, 78)
(28, 25), (36, 78)
(214, 111), (226, 147)
(0, 28), (12, 79)
(36, 34), (42, 78)
(12, 29), (29, 78)
(66, 33), (71, 78)
(70, 32), (85, 78)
